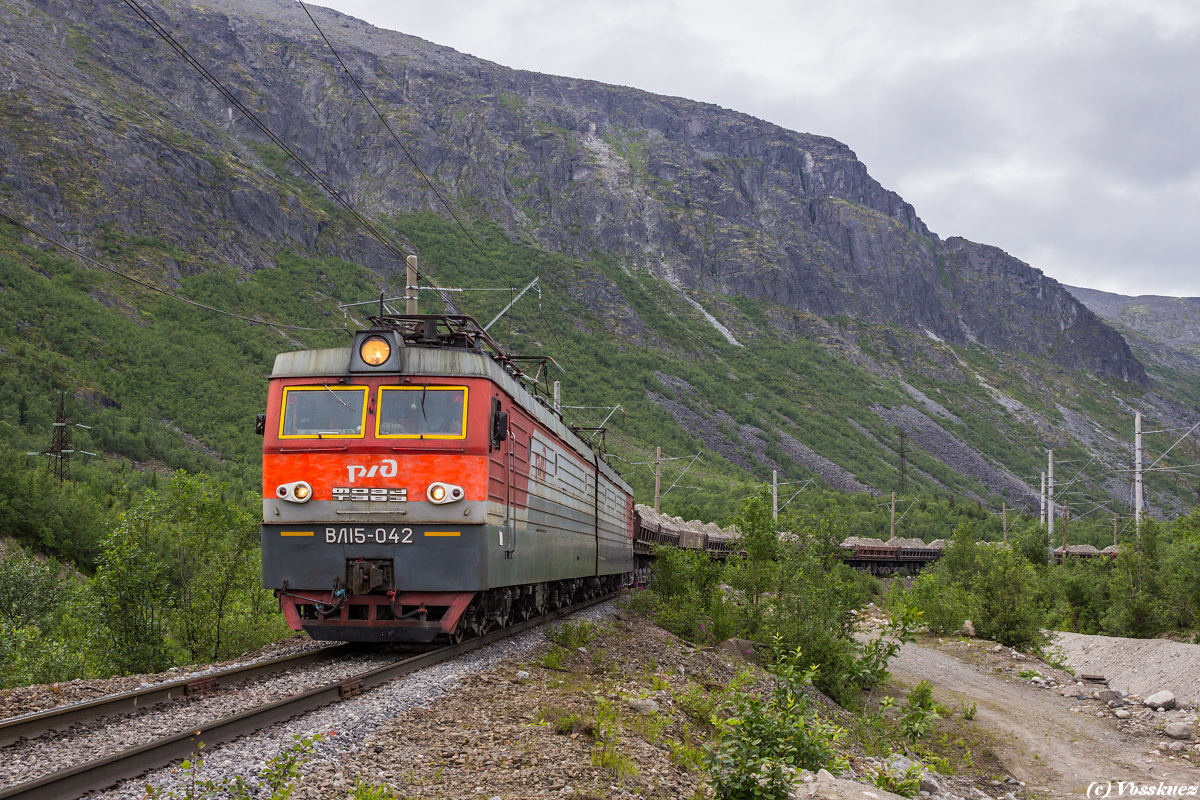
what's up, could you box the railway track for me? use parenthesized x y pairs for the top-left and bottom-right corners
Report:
(0, 643), (353, 749)
(0, 592), (616, 800)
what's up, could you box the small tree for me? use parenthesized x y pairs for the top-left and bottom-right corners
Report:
(1103, 520), (1165, 637)
(0, 544), (60, 629)
(93, 497), (175, 674)
(974, 547), (1047, 649)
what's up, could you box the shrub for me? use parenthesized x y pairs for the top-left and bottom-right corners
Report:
(707, 645), (844, 800)
(973, 548), (1047, 650)
(895, 680), (943, 741)
(900, 573), (974, 635)
(546, 619), (599, 650)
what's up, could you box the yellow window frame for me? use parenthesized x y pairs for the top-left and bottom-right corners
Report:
(375, 385), (469, 440)
(278, 385), (369, 439)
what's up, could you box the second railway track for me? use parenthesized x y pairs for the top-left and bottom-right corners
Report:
(0, 592), (616, 800)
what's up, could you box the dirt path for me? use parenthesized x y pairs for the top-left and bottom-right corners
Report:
(889, 640), (1200, 798)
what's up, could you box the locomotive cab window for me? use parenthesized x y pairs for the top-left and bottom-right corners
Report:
(279, 386), (368, 439)
(377, 386), (468, 439)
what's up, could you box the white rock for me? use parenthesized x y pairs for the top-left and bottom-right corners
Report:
(1146, 690), (1176, 710)
(628, 698), (660, 715)
(516, 671), (530, 680)
(816, 768), (835, 782)
(1115, 709), (1131, 719)
(1165, 722), (1192, 740)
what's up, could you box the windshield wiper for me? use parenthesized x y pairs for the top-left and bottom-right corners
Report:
(324, 385), (352, 410)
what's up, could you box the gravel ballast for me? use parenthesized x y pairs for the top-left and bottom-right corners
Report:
(0, 636), (329, 723)
(81, 602), (621, 800)
(0, 651), (396, 789)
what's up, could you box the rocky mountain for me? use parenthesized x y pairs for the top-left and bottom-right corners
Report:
(1069, 286), (1200, 358)
(0, 0), (1194, 526)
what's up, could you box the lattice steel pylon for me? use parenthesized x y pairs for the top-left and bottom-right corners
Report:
(28, 391), (93, 483)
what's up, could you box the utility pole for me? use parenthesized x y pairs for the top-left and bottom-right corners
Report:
(654, 446), (662, 514)
(405, 255), (419, 315)
(1047, 449), (1055, 565)
(1113, 515), (1119, 548)
(1002, 501), (1008, 543)
(28, 391), (93, 483)
(1134, 411), (1143, 535)
(1040, 472), (1046, 527)
(772, 470), (778, 522)
(890, 492), (896, 539)
(553, 381), (561, 414)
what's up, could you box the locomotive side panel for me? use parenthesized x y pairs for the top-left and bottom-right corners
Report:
(481, 388), (607, 586)
(597, 474), (634, 573)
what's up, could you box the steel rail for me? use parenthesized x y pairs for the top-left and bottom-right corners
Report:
(0, 643), (354, 749)
(0, 592), (616, 800)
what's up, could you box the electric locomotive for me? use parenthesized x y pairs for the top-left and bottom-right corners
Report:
(259, 313), (635, 642)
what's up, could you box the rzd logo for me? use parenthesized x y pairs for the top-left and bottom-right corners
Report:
(346, 459), (398, 483)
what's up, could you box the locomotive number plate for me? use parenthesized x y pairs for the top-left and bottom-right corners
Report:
(325, 526), (414, 544)
(332, 487), (407, 502)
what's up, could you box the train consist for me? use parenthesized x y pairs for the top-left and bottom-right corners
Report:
(838, 537), (945, 575)
(259, 308), (1072, 636)
(259, 313), (636, 642)
(632, 504), (741, 559)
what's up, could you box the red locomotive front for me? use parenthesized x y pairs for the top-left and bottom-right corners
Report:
(260, 318), (634, 642)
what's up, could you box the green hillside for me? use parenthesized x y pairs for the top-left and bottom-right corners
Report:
(2, 209), (1192, 569)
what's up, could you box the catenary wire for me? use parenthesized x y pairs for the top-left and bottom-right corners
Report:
(119, 0), (435, 289)
(295, 0), (569, 360)
(0, 209), (351, 331)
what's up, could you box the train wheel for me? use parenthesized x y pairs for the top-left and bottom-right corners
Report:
(450, 622), (466, 644)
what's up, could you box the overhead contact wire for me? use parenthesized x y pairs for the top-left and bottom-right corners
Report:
(296, 0), (569, 360)
(0, 209), (349, 331)
(119, 0), (434, 289)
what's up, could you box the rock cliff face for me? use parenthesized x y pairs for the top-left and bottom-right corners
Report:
(1070, 286), (1200, 356)
(0, 0), (1144, 385)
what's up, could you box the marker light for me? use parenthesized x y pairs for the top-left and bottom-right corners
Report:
(276, 481), (313, 504)
(426, 482), (464, 505)
(360, 336), (391, 366)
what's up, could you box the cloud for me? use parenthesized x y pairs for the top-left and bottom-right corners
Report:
(322, 0), (1200, 296)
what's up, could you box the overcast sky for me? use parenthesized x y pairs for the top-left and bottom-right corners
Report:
(320, 0), (1200, 297)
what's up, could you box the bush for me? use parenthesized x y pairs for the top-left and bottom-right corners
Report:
(895, 680), (943, 740)
(898, 573), (974, 635)
(707, 645), (845, 800)
(0, 543), (61, 629)
(637, 544), (733, 644)
(973, 548), (1047, 650)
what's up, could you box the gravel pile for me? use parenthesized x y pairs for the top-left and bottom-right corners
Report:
(87, 602), (621, 800)
(1055, 631), (1200, 705)
(0, 651), (394, 789)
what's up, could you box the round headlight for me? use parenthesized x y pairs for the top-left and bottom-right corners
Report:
(426, 482), (463, 504)
(276, 481), (313, 504)
(360, 336), (391, 366)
